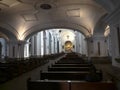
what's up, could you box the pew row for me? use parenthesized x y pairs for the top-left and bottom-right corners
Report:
(55, 61), (86, 64)
(52, 64), (92, 67)
(0, 53), (64, 83)
(71, 81), (117, 90)
(27, 79), (117, 90)
(48, 67), (90, 71)
(40, 71), (102, 81)
(40, 71), (89, 80)
(27, 79), (69, 90)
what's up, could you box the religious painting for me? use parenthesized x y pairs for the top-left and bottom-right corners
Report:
(64, 41), (73, 52)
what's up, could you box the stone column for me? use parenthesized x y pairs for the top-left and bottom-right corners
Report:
(40, 31), (44, 56)
(45, 31), (50, 55)
(75, 32), (79, 53)
(43, 31), (46, 55)
(31, 36), (35, 56)
(24, 41), (30, 58)
(106, 35), (112, 56)
(55, 36), (58, 54)
(34, 34), (37, 56)
(51, 36), (55, 54)
(17, 40), (26, 58)
(110, 25), (120, 66)
(7, 40), (25, 58)
(7, 41), (17, 58)
(59, 39), (62, 53)
(36, 32), (41, 56)
(30, 35), (37, 56)
(85, 37), (94, 57)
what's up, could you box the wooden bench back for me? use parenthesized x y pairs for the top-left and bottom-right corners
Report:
(71, 82), (116, 90)
(27, 79), (69, 90)
(48, 67), (90, 71)
(27, 79), (117, 90)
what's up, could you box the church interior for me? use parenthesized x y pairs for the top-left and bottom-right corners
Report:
(0, 0), (120, 90)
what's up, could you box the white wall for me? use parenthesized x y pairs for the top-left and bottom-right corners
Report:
(93, 36), (108, 57)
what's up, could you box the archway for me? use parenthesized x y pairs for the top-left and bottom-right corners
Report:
(24, 28), (87, 57)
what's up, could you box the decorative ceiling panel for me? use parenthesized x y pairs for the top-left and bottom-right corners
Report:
(0, 0), (20, 7)
(66, 9), (80, 17)
(17, 0), (36, 4)
(0, 0), (110, 39)
(21, 14), (38, 21)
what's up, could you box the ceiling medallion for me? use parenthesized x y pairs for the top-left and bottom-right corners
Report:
(40, 4), (52, 10)
(34, 0), (57, 11)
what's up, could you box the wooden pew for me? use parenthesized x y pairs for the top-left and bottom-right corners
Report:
(56, 60), (85, 64)
(48, 67), (90, 71)
(52, 64), (92, 67)
(40, 71), (89, 80)
(71, 81), (117, 90)
(41, 70), (102, 81)
(27, 78), (69, 90)
(0, 63), (18, 83)
(0, 56), (50, 83)
(0, 53), (65, 83)
(27, 79), (117, 90)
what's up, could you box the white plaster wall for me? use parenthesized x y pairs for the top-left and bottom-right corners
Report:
(92, 36), (108, 57)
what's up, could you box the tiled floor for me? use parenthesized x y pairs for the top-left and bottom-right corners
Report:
(0, 58), (120, 90)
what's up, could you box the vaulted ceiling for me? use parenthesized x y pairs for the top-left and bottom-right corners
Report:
(0, 0), (119, 40)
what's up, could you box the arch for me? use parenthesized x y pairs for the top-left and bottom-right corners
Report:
(93, 14), (108, 35)
(0, 22), (18, 41)
(0, 32), (9, 41)
(94, 0), (115, 12)
(23, 22), (91, 40)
